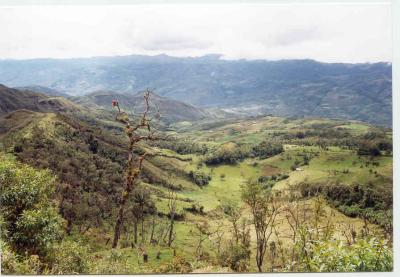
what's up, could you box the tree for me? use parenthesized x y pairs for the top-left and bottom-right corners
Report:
(167, 189), (178, 247)
(241, 179), (281, 272)
(129, 186), (156, 245)
(357, 141), (381, 156)
(111, 90), (159, 248)
(218, 200), (251, 272)
(0, 154), (63, 257)
(220, 200), (241, 244)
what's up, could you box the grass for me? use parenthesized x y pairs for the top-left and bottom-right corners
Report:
(181, 160), (260, 211)
(1, 111), (391, 273)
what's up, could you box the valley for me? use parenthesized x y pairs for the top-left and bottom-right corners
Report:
(0, 83), (393, 273)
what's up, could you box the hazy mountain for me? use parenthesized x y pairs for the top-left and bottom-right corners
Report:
(71, 90), (210, 123)
(0, 55), (392, 126)
(14, 85), (69, 97)
(0, 84), (82, 115)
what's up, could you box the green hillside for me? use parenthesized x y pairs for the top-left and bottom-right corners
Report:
(0, 102), (392, 273)
(70, 90), (210, 124)
(0, 84), (82, 115)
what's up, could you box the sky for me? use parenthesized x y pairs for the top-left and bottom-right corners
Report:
(0, 3), (392, 63)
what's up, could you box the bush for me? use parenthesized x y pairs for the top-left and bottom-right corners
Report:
(0, 154), (63, 257)
(295, 237), (392, 272)
(252, 141), (284, 159)
(204, 144), (246, 165)
(0, 240), (42, 275)
(157, 255), (192, 273)
(357, 142), (381, 156)
(47, 239), (89, 274)
(189, 170), (211, 186)
(184, 204), (205, 215)
(218, 244), (250, 272)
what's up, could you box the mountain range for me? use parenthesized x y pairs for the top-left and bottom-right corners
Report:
(0, 55), (392, 126)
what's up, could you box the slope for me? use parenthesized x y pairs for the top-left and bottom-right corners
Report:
(71, 90), (210, 123)
(0, 84), (82, 115)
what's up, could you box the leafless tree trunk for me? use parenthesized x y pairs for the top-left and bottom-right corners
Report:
(167, 189), (178, 247)
(149, 216), (156, 244)
(111, 90), (159, 248)
(133, 219), (138, 244)
(141, 204), (145, 243)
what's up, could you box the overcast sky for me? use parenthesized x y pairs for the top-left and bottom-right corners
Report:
(0, 3), (392, 63)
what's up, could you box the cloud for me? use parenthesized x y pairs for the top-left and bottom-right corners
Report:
(135, 35), (210, 51)
(271, 27), (322, 47)
(0, 3), (392, 63)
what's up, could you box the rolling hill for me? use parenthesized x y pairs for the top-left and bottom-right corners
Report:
(71, 90), (210, 123)
(0, 55), (392, 126)
(14, 85), (69, 97)
(0, 84), (82, 115)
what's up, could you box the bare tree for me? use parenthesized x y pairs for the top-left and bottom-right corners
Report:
(282, 194), (309, 268)
(221, 200), (242, 244)
(149, 215), (157, 244)
(111, 90), (159, 248)
(167, 189), (178, 247)
(241, 179), (281, 272)
(341, 222), (357, 246)
(194, 220), (212, 258)
(212, 221), (225, 254)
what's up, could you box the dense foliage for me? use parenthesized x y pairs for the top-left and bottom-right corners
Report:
(298, 182), (392, 231)
(204, 141), (284, 165)
(0, 154), (63, 257)
(294, 237), (392, 272)
(0, 154), (89, 274)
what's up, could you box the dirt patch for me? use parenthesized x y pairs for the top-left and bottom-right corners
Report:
(262, 164), (282, 176)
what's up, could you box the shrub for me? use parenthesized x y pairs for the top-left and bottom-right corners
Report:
(295, 237), (392, 272)
(252, 141), (284, 159)
(47, 239), (89, 274)
(357, 142), (381, 156)
(218, 244), (251, 272)
(189, 170), (211, 186)
(0, 154), (63, 257)
(157, 255), (192, 273)
(0, 239), (42, 275)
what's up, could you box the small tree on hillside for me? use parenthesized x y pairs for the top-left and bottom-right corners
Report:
(241, 179), (281, 272)
(111, 90), (160, 248)
(167, 188), (178, 247)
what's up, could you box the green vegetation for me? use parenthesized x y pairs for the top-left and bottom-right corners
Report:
(0, 154), (90, 274)
(295, 237), (392, 272)
(0, 105), (393, 273)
